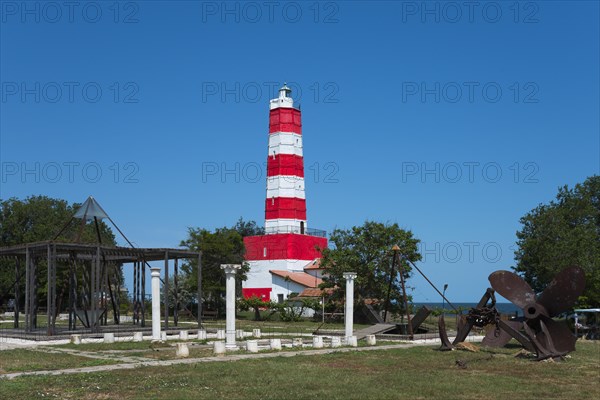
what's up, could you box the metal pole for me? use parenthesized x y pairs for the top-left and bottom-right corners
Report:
(401, 254), (458, 313)
(133, 261), (137, 324)
(322, 296), (325, 324)
(164, 251), (169, 329)
(384, 246), (398, 323)
(442, 284), (448, 315)
(24, 247), (30, 332)
(141, 260), (146, 327)
(14, 257), (20, 328)
(397, 253), (413, 339)
(94, 246), (101, 333)
(32, 255), (38, 329)
(197, 252), (202, 329)
(47, 244), (52, 335)
(174, 257), (178, 326)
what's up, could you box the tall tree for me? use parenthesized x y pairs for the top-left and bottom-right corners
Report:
(0, 196), (117, 307)
(179, 218), (260, 312)
(513, 175), (600, 307)
(320, 221), (421, 315)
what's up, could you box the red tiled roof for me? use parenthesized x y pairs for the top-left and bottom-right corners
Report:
(303, 258), (323, 270)
(269, 270), (322, 288)
(298, 287), (335, 297)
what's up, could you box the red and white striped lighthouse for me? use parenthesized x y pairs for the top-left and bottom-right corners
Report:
(265, 84), (306, 235)
(243, 84), (328, 302)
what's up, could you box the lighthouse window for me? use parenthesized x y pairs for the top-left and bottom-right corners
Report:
(263, 247), (267, 257)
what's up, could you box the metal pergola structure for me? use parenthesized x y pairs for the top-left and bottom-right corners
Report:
(0, 241), (202, 336)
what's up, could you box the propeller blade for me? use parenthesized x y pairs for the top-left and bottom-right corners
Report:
(482, 321), (522, 348)
(537, 316), (577, 354)
(488, 270), (536, 309)
(537, 266), (586, 317)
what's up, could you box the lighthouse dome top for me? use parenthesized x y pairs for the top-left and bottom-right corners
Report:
(269, 83), (294, 110)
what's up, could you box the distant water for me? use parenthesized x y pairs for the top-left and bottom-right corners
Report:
(414, 302), (521, 316)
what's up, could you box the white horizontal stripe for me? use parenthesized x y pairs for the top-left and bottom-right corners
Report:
(266, 176), (305, 199)
(265, 219), (307, 231)
(245, 260), (314, 274)
(267, 175), (304, 187)
(268, 132), (303, 157)
(266, 187), (306, 199)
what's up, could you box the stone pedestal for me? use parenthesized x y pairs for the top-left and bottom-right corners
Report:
(214, 341), (226, 355)
(217, 329), (225, 340)
(366, 335), (376, 346)
(221, 264), (241, 350)
(312, 336), (323, 349)
(246, 340), (259, 353)
(133, 332), (143, 342)
(347, 335), (358, 347)
(252, 328), (261, 338)
(103, 332), (115, 344)
(176, 343), (189, 358)
(331, 336), (341, 348)
(70, 334), (81, 345)
(197, 330), (207, 340)
(270, 338), (282, 350)
(179, 330), (189, 340)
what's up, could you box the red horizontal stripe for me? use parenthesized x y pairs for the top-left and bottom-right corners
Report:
(266, 210), (307, 219)
(269, 108), (302, 134)
(242, 288), (271, 301)
(265, 197), (306, 220)
(244, 234), (327, 261)
(267, 154), (304, 177)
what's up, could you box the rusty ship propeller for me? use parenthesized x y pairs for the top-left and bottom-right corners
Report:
(486, 266), (585, 359)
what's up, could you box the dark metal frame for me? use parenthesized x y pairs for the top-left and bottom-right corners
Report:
(0, 241), (202, 335)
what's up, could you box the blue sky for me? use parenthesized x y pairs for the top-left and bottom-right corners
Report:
(1, 1), (598, 302)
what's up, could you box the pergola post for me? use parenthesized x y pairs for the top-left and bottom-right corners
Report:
(14, 257), (20, 328)
(141, 260), (146, 327)
(174, 257), (179, 326)
(164, 251), (169, 329)
(24, 246), (30, 332)
(197, 252), (202, 328)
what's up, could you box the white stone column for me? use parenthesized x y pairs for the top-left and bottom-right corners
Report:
(343, 272), (357, 340)
(151, 267), (162, 341)
(221, 264), (241, 349)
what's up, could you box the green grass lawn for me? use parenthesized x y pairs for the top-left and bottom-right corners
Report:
(0, 341), (597, 399)
(0, 349), (117, 374)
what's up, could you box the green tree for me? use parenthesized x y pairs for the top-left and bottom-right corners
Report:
(238, 296), (278, 321)
(319, 221), (421, 315)
(513, 175), (600, 307)
(179, 218), (261, 312)
(0, 196), (117, 308)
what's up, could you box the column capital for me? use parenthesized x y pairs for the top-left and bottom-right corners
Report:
(343, 272), (357, 280)
(221, 264), (241, 275)
(150, 267), (161, 277)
